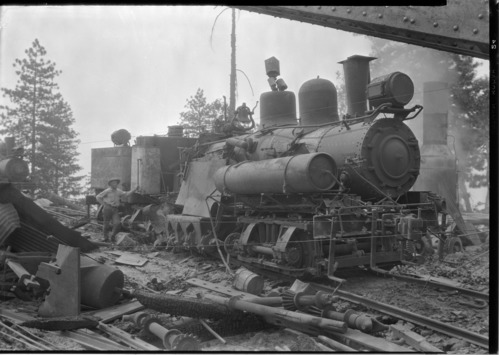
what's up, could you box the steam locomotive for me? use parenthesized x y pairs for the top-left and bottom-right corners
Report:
(92, 54), (446, 280)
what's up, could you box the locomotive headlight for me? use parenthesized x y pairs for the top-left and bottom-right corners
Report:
(367, 72), (414, 108)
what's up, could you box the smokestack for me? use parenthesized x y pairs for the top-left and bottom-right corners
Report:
(339, 55), (376, 117)
(423, 82), (449, 145)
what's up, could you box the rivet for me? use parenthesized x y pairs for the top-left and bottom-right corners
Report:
(347, 8), (351, 13)
(410, 18), (415, 24)
(331, 7), (336, 11)
(473, 28), (479, 34)
(433, 22), (438, 27)
(378, 13), (383, 18)
(362, 11), (367, 16)
(453, 25), (459, 31)
(478, 13), (484, 19)
(403, 16), (408, 22)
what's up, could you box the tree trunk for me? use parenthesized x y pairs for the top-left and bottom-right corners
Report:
(229, 8), (236, 119)
(31, 77), (37, 196)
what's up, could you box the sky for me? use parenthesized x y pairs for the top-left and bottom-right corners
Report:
(0, 5), (489, 205)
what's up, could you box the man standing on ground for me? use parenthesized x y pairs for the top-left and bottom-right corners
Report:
(96, 178), (139, 242)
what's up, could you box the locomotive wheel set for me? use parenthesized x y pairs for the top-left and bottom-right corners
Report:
(92, 54), (448, 280)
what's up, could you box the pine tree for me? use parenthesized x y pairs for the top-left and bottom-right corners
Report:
(178, 88), (224, 137)
(0, 39), (83, 197)
(37, 95), (84, 197)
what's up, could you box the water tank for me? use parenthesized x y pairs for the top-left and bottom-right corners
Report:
(131, 146), (161, 194)
(299, 78), (339, 125)
(91, 147), (132, 190)
(259, 91), (297, 128)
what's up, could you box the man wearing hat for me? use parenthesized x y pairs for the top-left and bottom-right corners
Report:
(96, 178), (139, 242)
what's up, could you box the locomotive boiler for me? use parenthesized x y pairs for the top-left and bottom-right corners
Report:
(162, 55), (446, 280)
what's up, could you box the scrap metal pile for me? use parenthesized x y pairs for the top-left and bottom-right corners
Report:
(0, 187), (489, 351)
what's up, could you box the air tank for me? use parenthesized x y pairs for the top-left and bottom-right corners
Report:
(299, 78), (339, 125)
(214, 152), (337, 194)
(259, 91), (297, 128)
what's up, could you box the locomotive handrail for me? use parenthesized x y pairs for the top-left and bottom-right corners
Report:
(194, 103), (402, 149)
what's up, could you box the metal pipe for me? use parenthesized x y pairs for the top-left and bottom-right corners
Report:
(207, 294), (347, 334)
(123, 312), (201, 351)
(251, 245), (273, 256)
(311, 283), (489, 349)
(318, 335), (357, 352)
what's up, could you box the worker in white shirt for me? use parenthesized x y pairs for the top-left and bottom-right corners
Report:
(96, 178), (139, 242)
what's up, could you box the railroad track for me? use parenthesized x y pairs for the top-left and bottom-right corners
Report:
(241, 264), (489, 350)
(367, 269), (489, 301)
(310, 282), (489, 349)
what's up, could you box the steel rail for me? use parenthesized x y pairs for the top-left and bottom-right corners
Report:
(369, 270), (489, 301)
(311, 283), (489, 349)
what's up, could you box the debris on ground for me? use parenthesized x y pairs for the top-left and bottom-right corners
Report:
(0, 197), (489, 352)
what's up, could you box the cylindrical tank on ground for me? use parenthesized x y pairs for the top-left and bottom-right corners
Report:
(0, 157), (29, 181)
(339, 55), (376, 117)
(233, 268), (264, 295)
(299, 78), (339, 125)
(214, 152), (337, 194)
(80, 255), (124, 309)
(259, 91), (297, 128)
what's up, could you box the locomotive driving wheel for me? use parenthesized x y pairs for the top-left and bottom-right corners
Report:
(283, 242), (303, 267)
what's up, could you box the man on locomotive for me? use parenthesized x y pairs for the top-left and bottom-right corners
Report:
(96, 178), (139, 243)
